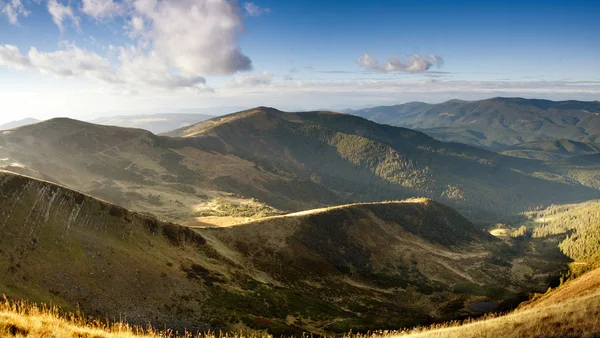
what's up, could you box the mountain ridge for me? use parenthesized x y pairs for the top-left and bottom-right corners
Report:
(348, 97), (600, 150)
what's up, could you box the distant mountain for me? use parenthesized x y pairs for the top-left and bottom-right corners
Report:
(499, 139), (600, 161)
(91, 113), (214, 134)
(0, 117), (40, 130)
(0, 171), (566, 333)
(348, 97), (600, 149)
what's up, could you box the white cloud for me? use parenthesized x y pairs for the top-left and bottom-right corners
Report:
(47, 0), (80, 32)
(230, 71), (272, 86)
(243, 2), (269, 16)
(0, 42), (216, 92)
(1, 0), (30, 24)
(0, 44), (31, 68)
(117, 45), (212, 91)
(128, 15), (145, 36)
(81, 0), (124, 19)
(27, 43), (119, 82)
(358, 53), (444, 73)
(132, 0), (252, 76)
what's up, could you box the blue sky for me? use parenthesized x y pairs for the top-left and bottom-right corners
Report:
(0, 0), (599, 123)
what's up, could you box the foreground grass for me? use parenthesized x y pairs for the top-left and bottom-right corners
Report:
(3, 271), (600, 338)
(0, 298), (265, 338)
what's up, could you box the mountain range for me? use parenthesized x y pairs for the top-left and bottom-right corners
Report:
(347, 97), (600, 150)
(2, 102), (600, 335)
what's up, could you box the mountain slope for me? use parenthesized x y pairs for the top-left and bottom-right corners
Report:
(169, 107), (600, 219)
(499, 139), (600, 161)
(349, 97), (600, 149)
(399, 267), (600, 337)
(0, 171), (564, 334)
(92, 113), (214, 134)
(0, 118), (342, 224)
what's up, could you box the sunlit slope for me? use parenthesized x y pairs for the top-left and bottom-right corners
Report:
(499, 139), (600, 161)
(398, 267), (600, 338)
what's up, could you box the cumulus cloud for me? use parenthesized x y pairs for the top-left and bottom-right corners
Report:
(230, 71), (272, 86)
(1, 0), (258, 93)
(243, 2), (270, 16)
(0, 44), (31, 68)
(0, 43), (118, 82)
(47, 0), (80, 32)
(0, 43), (214, 91)
(81, 0), (124, 19)
(117, 46), (211, 91)
(132, 0), (252, 76)
(358, 53), (444, 73)
(1, 0), (29, 24)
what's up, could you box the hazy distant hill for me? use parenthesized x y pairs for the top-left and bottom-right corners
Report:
(348, 97), (600, 149)
(0, 171), (565, 334)
(92, 113), (214, 134)
(0, 117), (40, 130)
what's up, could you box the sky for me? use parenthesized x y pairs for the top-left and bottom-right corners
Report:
(0, 0), (599, 123)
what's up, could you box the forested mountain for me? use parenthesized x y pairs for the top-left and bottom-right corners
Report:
(499, 139), (600, 161)
(347, 98), (600, 150)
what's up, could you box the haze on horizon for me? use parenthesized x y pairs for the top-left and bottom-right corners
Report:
(0, 0), (598, 124)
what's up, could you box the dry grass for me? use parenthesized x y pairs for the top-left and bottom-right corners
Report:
(0, 297), (271, 338)
(3, 281), (600, 338)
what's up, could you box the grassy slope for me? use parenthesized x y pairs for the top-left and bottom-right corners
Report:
(0, 171), (565, 334)
(396, 267), (600, 337)
(350, 97), (600, 149)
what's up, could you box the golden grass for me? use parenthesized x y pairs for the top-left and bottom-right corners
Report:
(2, 284), (600, 338)
(0, 297), (272, 338)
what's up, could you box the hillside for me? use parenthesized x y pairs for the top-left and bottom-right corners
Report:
(168, 107), (600, 219)
(0, 117), (340, 225)
(521, 200), (600, 268)
(394, 267), (600, 337)
(3, 265), (600, 338)
(499, 139), (600, 161)
(348, 97), (600, 150)
(92, 113), (214, 135)
(0, 171), (568, 334)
